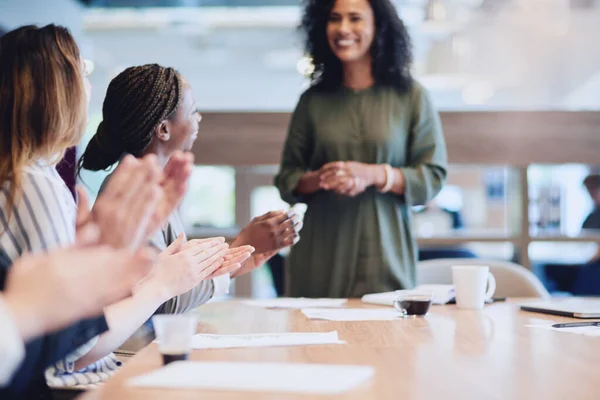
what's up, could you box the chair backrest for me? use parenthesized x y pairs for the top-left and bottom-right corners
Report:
(417, 258), (551, 299)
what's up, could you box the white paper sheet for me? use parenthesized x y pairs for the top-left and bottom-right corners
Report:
(525, 323), (600, 337)
(190, 331), (346, 349)
(242, 297), (347, 309)
(302, 307), (405, 321)
(128, 361), (374, 394)
(361, 285), (455, 307)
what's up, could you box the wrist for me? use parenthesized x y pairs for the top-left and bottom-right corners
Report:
(370, 164), (387, 188)
(378, 164), (394, 193)
(231, 230), (250, 248)
(134, 276), (172, 306)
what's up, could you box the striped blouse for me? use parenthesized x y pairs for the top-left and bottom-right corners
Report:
(0, 161), (119, 388)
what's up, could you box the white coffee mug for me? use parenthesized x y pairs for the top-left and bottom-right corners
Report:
(452, 266), (496, 310)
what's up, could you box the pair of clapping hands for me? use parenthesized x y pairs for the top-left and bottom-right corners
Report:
(4, 152), (304, 342)
(4, 152), (195, 340)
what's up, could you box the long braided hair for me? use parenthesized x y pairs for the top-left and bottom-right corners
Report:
(78, 64), (182, 172)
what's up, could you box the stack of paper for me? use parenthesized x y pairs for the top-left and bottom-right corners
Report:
(190, 331), (346, 349)
(243, 297), (347, 309)
(302, 307), (404, 321)
(361, 284), (455, 307)
(128, 361), (375, 394)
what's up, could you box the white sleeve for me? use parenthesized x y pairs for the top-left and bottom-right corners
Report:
(212, 274), (231, 298)
(0, 296), (25, 387)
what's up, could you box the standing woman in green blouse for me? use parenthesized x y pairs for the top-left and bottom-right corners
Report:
(275, 0), (447, 298)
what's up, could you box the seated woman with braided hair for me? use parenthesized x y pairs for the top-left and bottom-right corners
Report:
(78, 64), (302, 313)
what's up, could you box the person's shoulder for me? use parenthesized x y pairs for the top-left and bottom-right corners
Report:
(403, 79), (436, 111)
(23, 162), (62, 185)
(21, 164), (72, 200)
(292, 85), (324, 113)
(298, 85), (325, 101)
(395, 79), (426, 101)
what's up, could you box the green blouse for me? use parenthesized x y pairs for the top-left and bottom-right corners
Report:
(275, 81), (447, 298)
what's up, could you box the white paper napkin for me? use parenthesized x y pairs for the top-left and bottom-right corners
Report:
(190, 331), (346, 349)
(302, 307), (405, 321)
(128, 361), (375, 395)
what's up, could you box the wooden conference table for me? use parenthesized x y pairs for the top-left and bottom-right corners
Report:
(80, 300), (600, 400)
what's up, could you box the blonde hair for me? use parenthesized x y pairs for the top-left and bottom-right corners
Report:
(0, 24), (86, 223)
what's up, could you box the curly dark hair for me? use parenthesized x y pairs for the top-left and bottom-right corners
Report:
(300, 0), (413, 93)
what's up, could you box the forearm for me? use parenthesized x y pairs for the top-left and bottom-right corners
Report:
(0, 297), (25, 386)
(73, 283), (167, 370)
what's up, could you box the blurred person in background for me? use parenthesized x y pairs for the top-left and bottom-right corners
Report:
(582, 174), (600, 231)
(581, 173), (600, 263)
(78, 64), (302, 309)
(275, 0), (447, 297)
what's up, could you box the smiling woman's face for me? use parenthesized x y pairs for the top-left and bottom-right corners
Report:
(162, 82), (201, 152)
(326, 0), (375, 65)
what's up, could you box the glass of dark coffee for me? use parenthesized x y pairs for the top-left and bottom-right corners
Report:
(393, 292), (433, 317)
(152, 315), (197, 365)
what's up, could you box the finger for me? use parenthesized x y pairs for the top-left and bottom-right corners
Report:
(265, 211), (289, 226)
(254, 210), (284, 222)
(331, 177), (354, 194)
(279, 235), (297, 248)
(163, 234), (186, 256)
(184, 238), (226, 254)
(163, 151), (184, 177)
(120, 161), (156, 207)
(196, 251), (226, 279)
(280, 226), (299, 242)
(224, 251), (253, 265)
(320, 161), (344, 173)
(125, 184), (161, 249)
(320, 175), (347, 190)
(191, 243), (228, 264)
(276, 217), (297, 234)
(102, 155), (139, 201)
(286, 207), (300, 219)
(186, 237), (226, 246)
(206, 262), (241, 280)
(157, 153), (192, 223)
(75, 222), (100, 247)
(225, 245), (255, 256)
(292, 220), (303, 233)
(347, 186), (362, 197)
(348, 178), (366, 197)
(75, 185), (91, 228)
(320, 168), (345, 182)
(167, 152), (193, 184)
